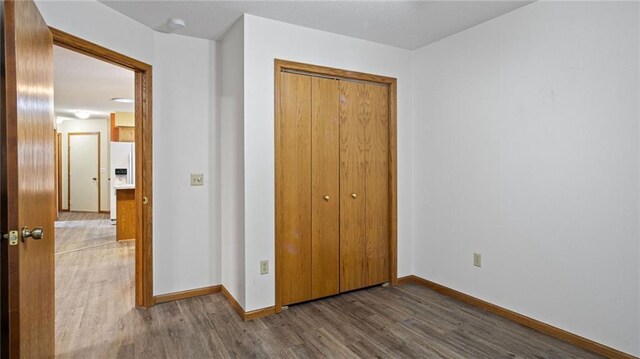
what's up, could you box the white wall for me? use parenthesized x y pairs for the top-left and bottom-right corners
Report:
(242, 14), (414, 311)
(37, 0), (221, 296)
(153, 32), (219, 294)
(220, 17), (246, 307)
(210, 39), (223, 305)
(36, 0), (153, 65)
(58, 119), (110, 212)
(411, 2), (639, 356)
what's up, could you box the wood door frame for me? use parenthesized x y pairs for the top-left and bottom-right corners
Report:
(67, 132), (100, 213)
(51, 28), (154, 308)
(274, 59), (398, 313)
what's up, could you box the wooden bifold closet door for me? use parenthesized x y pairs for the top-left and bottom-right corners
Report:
(339, 81), (389, 292)
(278, 70), (389, 306)
(279, 72), (313, 305)
(311, 77), (341, 299)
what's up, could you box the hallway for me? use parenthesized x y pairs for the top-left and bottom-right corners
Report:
(55, 212), (135, 357)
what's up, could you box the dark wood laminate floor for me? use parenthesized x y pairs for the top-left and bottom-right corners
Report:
(55, 212), (116, 253)
(55, 213), (602, 358)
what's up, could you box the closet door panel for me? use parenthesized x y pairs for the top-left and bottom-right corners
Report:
(364, 84), (390, 286)
(339, 81), (367, 292)
(311, 77), (340, 299)
(279, 72), (312, 305)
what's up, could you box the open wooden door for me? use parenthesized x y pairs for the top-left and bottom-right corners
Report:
(1, 0), (55, 357)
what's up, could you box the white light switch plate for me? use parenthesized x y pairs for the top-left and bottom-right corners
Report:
(474, 253), (482, 267)
(190, 174), (204, 186)
(260, 260), (269, 275)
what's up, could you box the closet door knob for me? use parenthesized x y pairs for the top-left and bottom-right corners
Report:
(351, 193), (357, 199)
(323, 195), (330, 201)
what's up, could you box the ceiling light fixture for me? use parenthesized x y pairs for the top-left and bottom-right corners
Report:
(74, 111), (90, 119)
(168, 18), (187, 31)
(111, 97), (134, 104)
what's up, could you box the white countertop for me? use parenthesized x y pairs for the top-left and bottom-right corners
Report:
(114, 184), (135, 190)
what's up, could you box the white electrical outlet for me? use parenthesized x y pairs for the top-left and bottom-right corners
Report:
(190, 173), (204, 186)
(260, 260), (269, 275)
(474, 253), (482, 267)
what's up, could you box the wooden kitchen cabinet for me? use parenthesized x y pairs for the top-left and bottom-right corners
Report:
(116, 188), (135, 241)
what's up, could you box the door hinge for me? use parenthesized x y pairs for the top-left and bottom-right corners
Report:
(3, 230), (19, 246)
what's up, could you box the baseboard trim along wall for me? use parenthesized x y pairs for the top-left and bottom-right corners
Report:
(398, 275), (637, 359)
(154, 285), (222, 304)
(152, 284), (275, 321)
(221, 286), (244, 317)
(244, 306), (277, 320)
(221, 286), (275, 321)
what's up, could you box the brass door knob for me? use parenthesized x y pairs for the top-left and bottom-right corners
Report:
(323, 195), (330, 201)
(351, 193), (357, 199)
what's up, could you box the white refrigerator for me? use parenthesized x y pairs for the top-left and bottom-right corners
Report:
(110, 142), (135, 221)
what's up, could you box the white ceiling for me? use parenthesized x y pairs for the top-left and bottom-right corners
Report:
(99, 1), (533, 50)
(54, 45), (134, 120)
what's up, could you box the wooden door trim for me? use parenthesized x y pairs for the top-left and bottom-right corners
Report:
(67, 132), (100, 212)
(277, 59), (397, 85)
(51, 27), (154, 308)
(274, 59), (398, 313)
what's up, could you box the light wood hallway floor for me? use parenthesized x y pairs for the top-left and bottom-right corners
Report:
(55, 213), (601, 358)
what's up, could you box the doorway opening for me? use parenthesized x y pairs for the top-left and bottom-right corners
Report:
(51, 28), (154, 354)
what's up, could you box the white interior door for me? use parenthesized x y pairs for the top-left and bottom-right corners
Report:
(69, 133), (100, 212)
